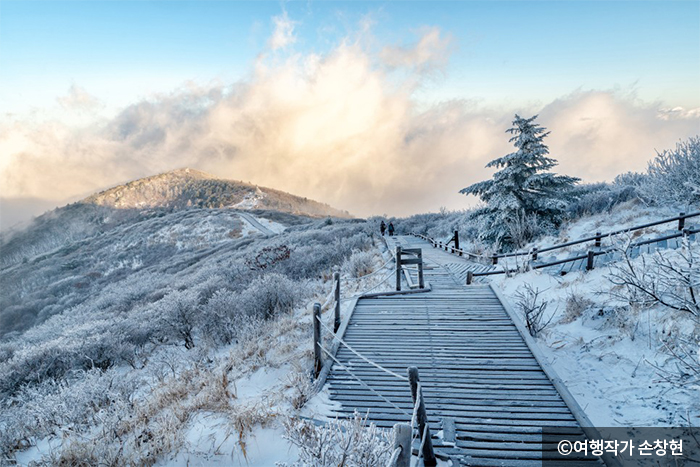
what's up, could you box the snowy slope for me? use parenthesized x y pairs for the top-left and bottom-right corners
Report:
(494, 203), (700, 430)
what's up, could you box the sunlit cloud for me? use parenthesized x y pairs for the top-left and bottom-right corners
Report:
(268, 11), (297, 51)
(1, 17), (698, 226)
(381, 27), (453, 73)
(56, 84), (104, 113)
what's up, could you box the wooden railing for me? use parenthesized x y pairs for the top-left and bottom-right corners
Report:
(491, 211), (699, 263)
(419, 211), (699, 263)
(310, 246), (436, 467)
(414, 211), (700, 282)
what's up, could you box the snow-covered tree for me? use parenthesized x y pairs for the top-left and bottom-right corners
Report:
(460, 114), (579, 247)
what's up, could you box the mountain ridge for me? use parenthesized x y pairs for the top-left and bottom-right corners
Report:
(0, 168), (351, 270)
(83, 168), (351, 218)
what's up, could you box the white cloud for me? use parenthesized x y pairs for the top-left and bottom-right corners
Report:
(56, 84), (104, 112)
(381, 27), (453, 73)
(658, 106), (700, 121)
(268, 11), (297, 51)
(1, 19), (698, 219)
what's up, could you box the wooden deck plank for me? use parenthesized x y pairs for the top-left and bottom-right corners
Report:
(322, 235), (610, 466)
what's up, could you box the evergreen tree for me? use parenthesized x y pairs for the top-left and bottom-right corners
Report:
(460, 114), (579, 247)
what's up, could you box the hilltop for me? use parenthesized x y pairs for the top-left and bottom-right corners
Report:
(0, 169), (351, 269)
(84, 168), (350, 217)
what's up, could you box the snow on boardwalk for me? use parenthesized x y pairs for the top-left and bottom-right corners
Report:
(324, 235), (603, 466)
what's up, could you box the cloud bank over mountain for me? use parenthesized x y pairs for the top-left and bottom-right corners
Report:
(1, 17), (698, 225)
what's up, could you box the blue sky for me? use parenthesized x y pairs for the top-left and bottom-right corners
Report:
(0, 1), (699, 223)
(2, 1), (698, 116)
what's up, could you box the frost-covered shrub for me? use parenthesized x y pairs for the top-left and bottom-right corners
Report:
(280, 244), (344, 280)
(514, 284), (554, 337)
(342, 250), (375, 278)
(238, 273), (309, 320)
(153, 289), (201, 349)
(281, 412), (394, 467)
(562, 292), (595, 324)
(567, 182), (642, 218)
(504, 211), (544, 249)
(608, 238), (700, 317)
(0, 368), (137, 462)
(199, 288), (241, 344)
(643, 137), (700, 205)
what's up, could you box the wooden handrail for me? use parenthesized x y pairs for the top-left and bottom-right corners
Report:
(494, 211), (700, 259)
(471, 226), (700, 278)
(415, 211), (699, 260)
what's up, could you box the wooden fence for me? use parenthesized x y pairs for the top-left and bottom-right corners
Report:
(414, 211), (700, 282)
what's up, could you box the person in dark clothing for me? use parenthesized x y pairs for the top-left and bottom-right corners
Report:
(380, 220), (386, 236)
(388, 222), (395, 236)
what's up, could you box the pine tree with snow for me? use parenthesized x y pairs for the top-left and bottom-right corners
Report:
(460, 114), (579, 247)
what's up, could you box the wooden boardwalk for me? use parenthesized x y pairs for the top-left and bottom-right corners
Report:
(324, 235), (605, 466)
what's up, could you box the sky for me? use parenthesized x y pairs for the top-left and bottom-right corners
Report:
(1, 0), (699, 227)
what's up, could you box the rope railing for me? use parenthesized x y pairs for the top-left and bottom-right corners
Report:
(309, 241), (437, 466)
(316, 335), (436, 466)
(316, 317), (409, 382)
(318, 344), (411, 416)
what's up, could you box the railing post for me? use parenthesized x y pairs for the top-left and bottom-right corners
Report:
(418, 250), (425, 289)
(492, 253), (498, 265)
(586, 250), (595, 271)
(679, 212), (686, 231)
(395, 246), (402, 291)
(392, 423), (411, 467)
(333, 272), (341, 333)
(531, 247), (538, 261)
(454, 230), (459, 251)
(466, 271), (473, 285)
(595, 232), (602, 248)
(313, 303), (322, 377)
(407, 367), (437, 466)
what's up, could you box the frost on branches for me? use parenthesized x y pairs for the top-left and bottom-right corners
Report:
(280, 412), (394, 467)
(460, 114), (579, 248)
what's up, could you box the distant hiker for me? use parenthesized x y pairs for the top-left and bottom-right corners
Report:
(388, 222), (395, 236)
(380, 221), (386, 236)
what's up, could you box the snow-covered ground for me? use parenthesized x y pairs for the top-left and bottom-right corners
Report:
(156, 248), (396, 466)
(4, 243), (397, 466)
(498, 201), (686, 268)
(145, 211), (285, 250)
(494, 203), (699, 430)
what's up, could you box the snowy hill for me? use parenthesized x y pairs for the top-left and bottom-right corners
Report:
(0, 169), (350, 270)
(84, 168), (350, 218)
(0, 198), (388, 464)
